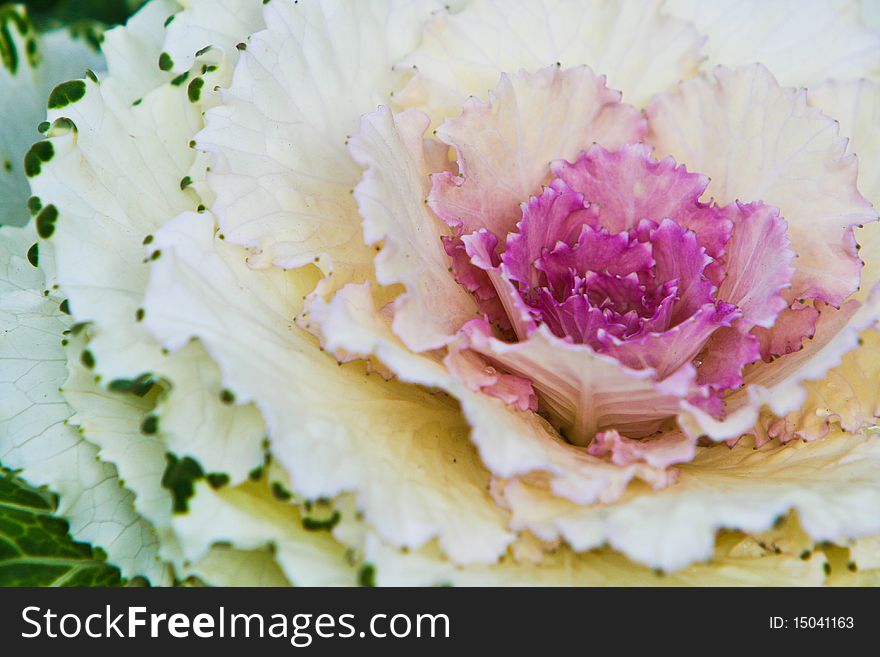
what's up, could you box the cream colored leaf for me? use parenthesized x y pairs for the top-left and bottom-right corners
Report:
(0, 222), (168, 583)
(495, 431), (880, 572)
(395, 0), (703, 120)
(665, 0), (880, 87)
(144, 211), (515, 564)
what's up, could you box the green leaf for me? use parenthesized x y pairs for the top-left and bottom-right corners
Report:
(0, 466), (123, 586)
(21, 0), (146, 29)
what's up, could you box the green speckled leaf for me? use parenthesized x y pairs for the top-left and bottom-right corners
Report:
(0, 466), (123, 586)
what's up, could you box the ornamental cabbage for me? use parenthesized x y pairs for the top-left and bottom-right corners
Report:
(2, 0), (880, 586)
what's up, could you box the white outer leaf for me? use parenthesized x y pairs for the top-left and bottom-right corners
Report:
(0, 222), (168, 583)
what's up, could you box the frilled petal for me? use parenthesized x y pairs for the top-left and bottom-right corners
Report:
(0, 7), (104, 226)
(460, 320), (696, 445)
(197, 0), (439, 286)
(442, 235), (509, 328)
(716, 201), (794, 329)
(63, 327), (267, 539)
(808, 80), (880, 309)
(503, 186), (601, 290)
(680, 288), (880, 441)
(309, 282), (674, 506)
(458, 229), (536, 339)
(19, 5), (270, 537)
(697, 327), (761, 390)
(153, 341), (266, 486)
(808, 81), (880, 206)
(62, 337), (356, 585)
(531, 290), (628, 346)
(3, 3), (283, 584)
(754, 303), (820, 360)
(394, 0), (703, 119)
(349, 106), (478, 351)
(444, 338), (537, 412)
(587, 429), (696, 469)
(29, 78), (196, 377)
(537, 225), (654, 292)
(497, 431), (880, 572)
(14, 2), (442, 584)
(664, 0), (880, 87)
(429, 66), (644, 238)
(27, 0), (264, 379)
(642, 218), (715, 323)
(60, 331), (176, 549)
(0, 223), (168, 584)
(99, 0), (179, 104)
(764, 329), (880, 443)
(647, 64), (875, 307)
(169, 480), (357, 586)
(161, 0), (265, 84)
(64, 324), (354, 584)
(364, 532), (826, 586)
(551, 144), (733, 260)
(144, 212), (515, 565)
(602, 302), (739, 379)
(57, 334), (268, 587)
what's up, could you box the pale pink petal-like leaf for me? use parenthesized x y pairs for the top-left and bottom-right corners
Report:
(429, 66), (645, 239)
(647, 64), (875, 307)
(349, 107), (478, 351)
(459, 320), (697, 445)
(551, 144), (733, 261)
(716, 201), (794, 330)
(680, 287), (880, 441)
(587, 429), (696, 469)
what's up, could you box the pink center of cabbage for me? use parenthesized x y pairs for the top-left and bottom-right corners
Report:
(504, 193), (737, 352)
(434, 143), (798, 446)
(443, 145), (745, 355)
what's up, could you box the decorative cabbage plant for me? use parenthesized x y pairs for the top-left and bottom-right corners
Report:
(2, 0), (880, 586)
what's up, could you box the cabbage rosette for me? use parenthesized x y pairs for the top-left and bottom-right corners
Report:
(3, 0), (880, 586)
